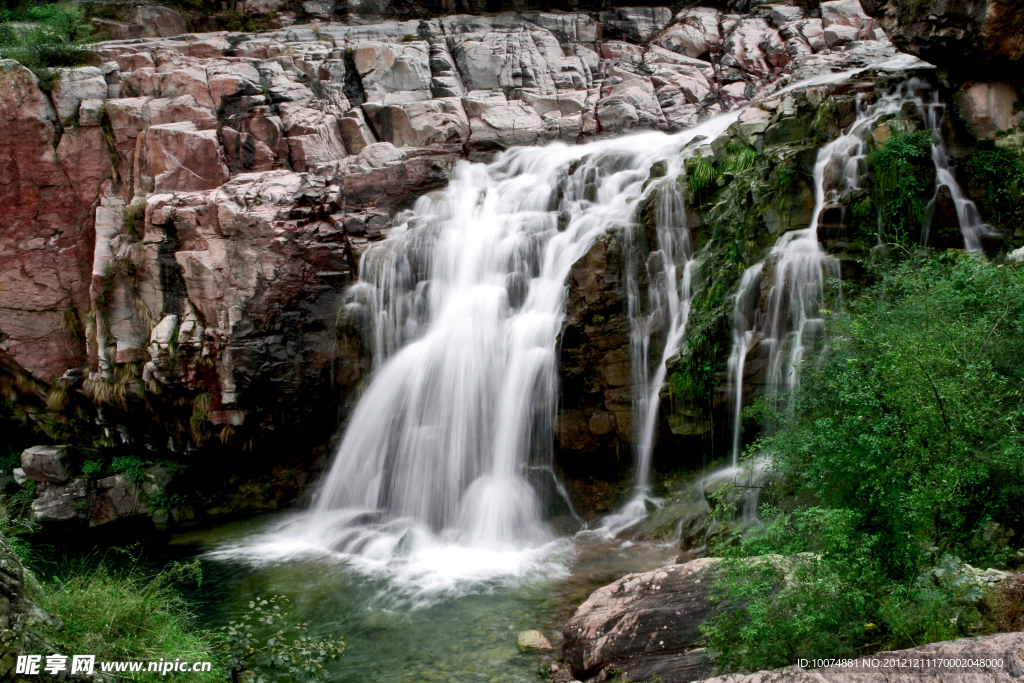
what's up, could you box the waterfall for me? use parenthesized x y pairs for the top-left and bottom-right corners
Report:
(724, 78), (992, 466)
(917, 88), (995, 252)
(213, 61), (926, 595)
(726, 263), (762, 468)
(291, 114), (745, 591)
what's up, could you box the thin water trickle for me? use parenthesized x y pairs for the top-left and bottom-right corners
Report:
(917, 88), (995, 252)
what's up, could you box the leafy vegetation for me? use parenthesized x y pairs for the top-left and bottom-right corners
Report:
(869, 130), (936, 245)
(702, 253), (1024, 672)
(222, 595), (346, 683)
(965, 148), (1024, 235)
(38, 558), (222, 680)
(0, 3), (95, 78)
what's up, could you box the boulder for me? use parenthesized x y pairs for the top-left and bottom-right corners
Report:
(31, 478), (89, 523)
(90, 474), (146, 526)
(462, 90), (545, 149)
(12, 469), (27, 486)
(20, 446), (70, 483)
(362, 97), (469, 148)
(597, 72), (665, 133)
(120, 4), (188, 38)
(517, 630), (553, 652)
(655, 8), (721, 58)
(562, 558), (721, 682)
(601, 7), (673, 43)
(134, 121), (230, 194)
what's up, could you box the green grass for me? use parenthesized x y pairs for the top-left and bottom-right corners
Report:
(37, 558), (223, 681)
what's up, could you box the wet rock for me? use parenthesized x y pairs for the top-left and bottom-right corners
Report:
(557, 233), (633, 472)
(20, 446), (71, 483)
(954, 81), (1021, 139)
(517, 630), (553, 652)
(860, 0), (1024, 81)
(562, 558), (721, 683)
(31, 478), (89, 524)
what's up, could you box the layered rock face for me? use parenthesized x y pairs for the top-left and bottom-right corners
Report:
(0, 2), (895, 475)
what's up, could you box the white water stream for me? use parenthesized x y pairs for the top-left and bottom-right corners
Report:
(213, 60), (944, 603)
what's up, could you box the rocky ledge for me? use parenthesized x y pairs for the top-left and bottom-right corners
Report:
(558, 558), (1022, 683)
(0, 1), (897, 497)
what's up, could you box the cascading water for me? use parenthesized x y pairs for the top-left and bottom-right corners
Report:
(917, 88), (995, 252)
(213, 61), (930, 600)
(724, 77), (995, 475)
(726, 263), (763, 468)
(214, 115), (762, 599)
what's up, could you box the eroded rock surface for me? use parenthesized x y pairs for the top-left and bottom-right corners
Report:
(563, 558), (722, 682)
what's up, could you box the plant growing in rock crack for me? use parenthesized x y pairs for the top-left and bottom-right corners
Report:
(222, 595), (345, 683)
(112, 455), (146, 482)
(868, 130), (936, 245)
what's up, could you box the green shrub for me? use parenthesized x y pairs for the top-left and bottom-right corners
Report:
(0, 3), (95, 75)
(869, 130), (935, 245)
(966, 148), (1024, 234)
(222, 595), (345, 683)
(703, 252), (1024, 673)
(766, 253), (1024, 566)
(702, 508), (988, 672)
(111, 455), (146, 482)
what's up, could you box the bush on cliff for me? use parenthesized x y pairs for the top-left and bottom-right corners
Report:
(702, 252), (1024, 672)
(0, 3), (94, 73)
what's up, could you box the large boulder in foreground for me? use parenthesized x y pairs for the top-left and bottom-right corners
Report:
(562, 557), (1022, 683)
(562, 558), (721, 682)
(860, 0), (1024, 82)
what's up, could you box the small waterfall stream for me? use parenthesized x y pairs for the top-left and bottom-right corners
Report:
(918, 89), (994, 251)
(724, 79), (995, 473)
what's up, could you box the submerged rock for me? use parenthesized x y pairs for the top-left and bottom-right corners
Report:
(517, 630), (553, 652)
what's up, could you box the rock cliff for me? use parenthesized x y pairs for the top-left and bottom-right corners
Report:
(0, 1), (899, 523)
